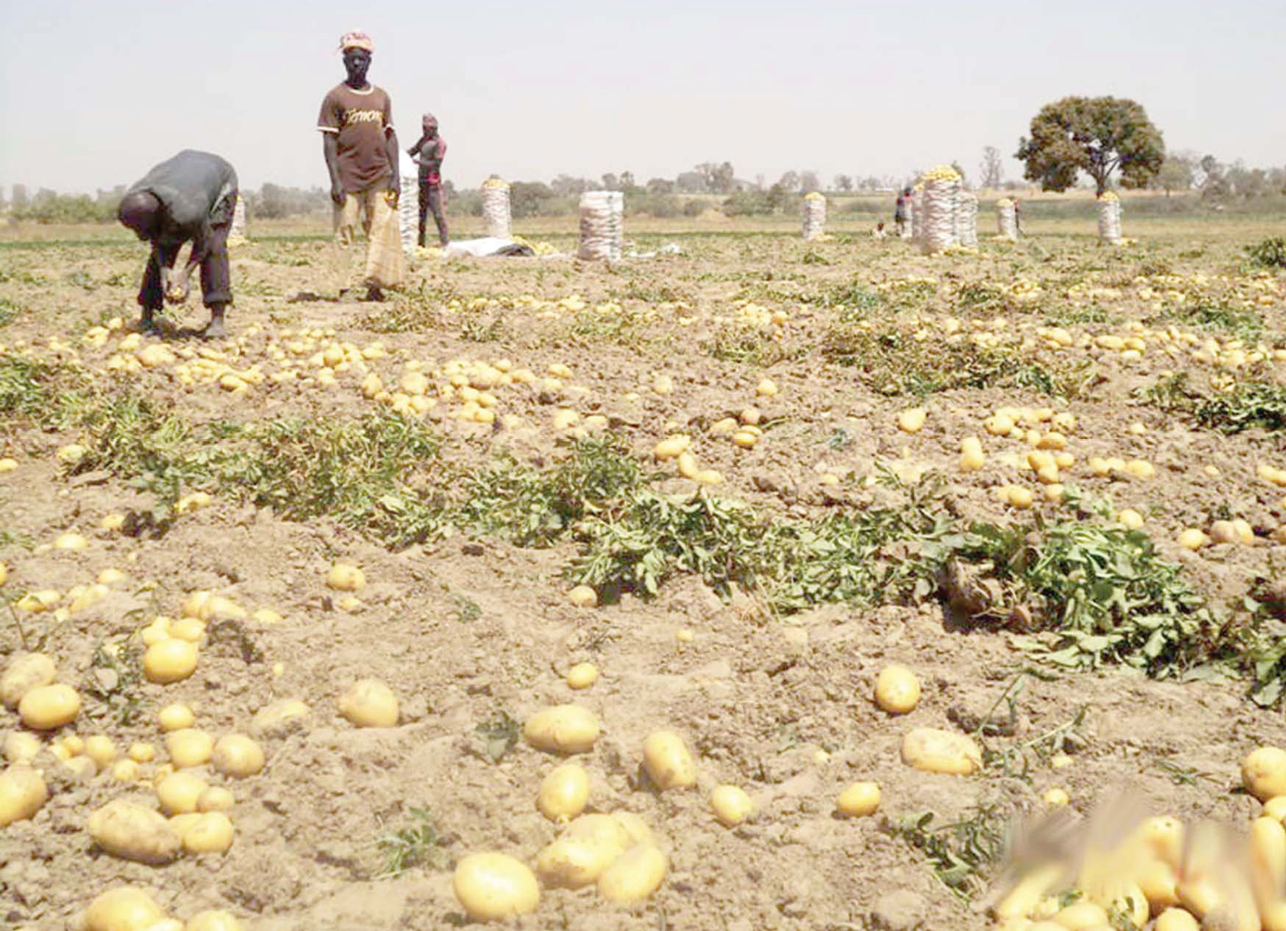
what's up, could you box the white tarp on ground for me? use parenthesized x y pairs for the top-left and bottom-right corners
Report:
(443, 237), (535, 258)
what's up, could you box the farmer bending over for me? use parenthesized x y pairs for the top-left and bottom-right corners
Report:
(408, 112), (449, 247)
(117, 150), (238, 338)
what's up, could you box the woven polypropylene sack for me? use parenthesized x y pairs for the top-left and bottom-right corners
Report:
(398, 152), (418, 253)
(920, 179), (959, 254)
(481, 179), (512, 240)
(910, 190), (924, 242)
(1097, 197), (1122, 243)
(900, 198), (914, 239)
(229, 195), (248, 241)
(996, 200), (1017, 240)
(955, 192), (978, 248)
(802, 193), (826, 241)
(578, 191), (623, 261)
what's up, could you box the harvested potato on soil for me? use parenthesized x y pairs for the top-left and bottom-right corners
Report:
(836, 781), (881, 817)
(18, 683), (80, 730)
(453, 852), (540, 921)
(524, 705), (601, 754)
(537, 763), (590, 822)
(710, 784), (755, 827)
(181, 811), (235, 854)
(1244, 746), (1286, 802)
(156, 771), (208, 815)
(598, 843), (668, 904)
(642, 730), (697, 790)
(1, 652), (57, 708)
(873, 663), (921, 714)
(326, 562), (366, 592)
(900, 727), (982, 775)
(337, 679), (399, 728)
(82, 886), (167, 931)
(211, 734), (264, 778)
(86, 798), (182, 864)
(166, 728), (214, 768)
(0, 763), (48, 826)
(143, 639), (199, 684)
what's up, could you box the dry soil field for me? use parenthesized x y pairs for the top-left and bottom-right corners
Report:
(1, 213), (1285, 931)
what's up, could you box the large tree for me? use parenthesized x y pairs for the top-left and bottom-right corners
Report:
(1015, 96), (1164, 196)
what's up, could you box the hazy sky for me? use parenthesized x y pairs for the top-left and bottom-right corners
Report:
(2, 0), (1282, 195)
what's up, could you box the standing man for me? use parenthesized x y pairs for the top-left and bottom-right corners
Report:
(318, 30), (403, 301)
(408, 113), (449, 247)
(894, 187), (910, 238)
(116, 150), (237, 338)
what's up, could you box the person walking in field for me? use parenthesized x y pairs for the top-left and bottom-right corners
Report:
(1013, 196), (1023, 235)
(894, 187), (910, 237)
(408, 112), (449, 247)
(318, 30), (403, 301)
(116, 150), (238, 338)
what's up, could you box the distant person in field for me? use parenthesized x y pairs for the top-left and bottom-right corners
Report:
(116, 150), (238, 338)
(1013, 196), (1023, 235)
(408, 112), (449, 247)
(872, 220), (887, 240)
(318, 30), (403, 301)
(894, 187), (910, 236)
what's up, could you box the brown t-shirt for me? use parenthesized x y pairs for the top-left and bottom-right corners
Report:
(317, 83), (395, 193)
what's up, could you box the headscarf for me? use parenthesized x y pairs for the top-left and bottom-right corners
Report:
(339, 30), (374, 52)
(422, 112), (439, 132)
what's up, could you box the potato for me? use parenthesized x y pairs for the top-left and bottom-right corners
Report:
(4, 731), (41, 763)
(250, 698), (311, 739)
(185, 910), (244, 931)
(18, 683), (80, 730)
(598, 844), (667, 904)
(1177, 528), (1209, 551)
(536, 835), (620, 889)
(993, 862), (1064, 919)
(567, 585), (597, 608)
(653, 434), (691, 461)
(1, 652), (57, 708)
(873, 663), (921, 714)
(0, 561), (6, 585)
(642, 730), (696, 790)
(211, 735), (264, 778)
(83, 886), (166, 931)
(165, 729), (214, 768)
(181, 811), (234, 854)
(63, 755), (98, 781)
(158, 703), (196, 732)
(87, 799), (181, 864)
(566, 662), (598, 690)
(1134, 815), (1184, 868)
(109, 760), (140, 783)
(452, 852), (540, 921)
(900, 728), (982, 776)
(129, 742), (156, 763)
(326, 562), (366, 592)
(156, 771), (208, 815)
(1154, 908), (1200, 931)
(1243, 746), (1286, 802)
(1265, 796), (1286, 823)
(1137, 858), (1182, 912)
(0, 763), (47, 826)
(756, 378), (778, 397)
(1051, 900), (1108, 929)
(959, 436), (985, 471)
(524, 705), (601, 754)
(898, 407), (927, 433)
(337, 679), (399, 728)
(169, 617), (206, 642)
(143, 639), (199, 684)
(710, 785), (754, 827)
(538, 763), (589, 822)
(1251, 816), (1286, 903)
(836, 781), (881, 817)
(197, 786), (235, 812)
(612, 811), (656, 848)
(84, 735), (118, 769)
(1043, 787), (1069, 805)
(1117, 508), (1144, 530)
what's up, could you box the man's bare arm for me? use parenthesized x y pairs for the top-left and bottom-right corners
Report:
(322, 134), (344, 205)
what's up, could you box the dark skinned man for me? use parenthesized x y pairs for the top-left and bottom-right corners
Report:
(117, 150), (238, 338)
(317, 30), (403, 301)
(407, 112), (449, 247)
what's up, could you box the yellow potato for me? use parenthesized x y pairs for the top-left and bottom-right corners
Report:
(168, 616), (206, 642)
(1176, 528), (1209, 551)
(538, 763), (590, 822)
(1264, 795), (1286, 823)
(523, 705), (601, 754)
(567, 585), (598, 608)
(642, 730), (696, 790)
(86, 799), (181, 864)
(1, 652), (57, 708)
(143, 639), (199, 684)
(1137, 858), (1181, 912)
(18, 683), (80, 730)
(756, 378), (778, 397)
(0, 763), (47, 826)
(338, 679), (399, 728)
(566, 662), (598, 690)
(109, 760), (140, 783)
(165, 729), (214, 768)
(1154, 908), (1200, 931)
(836, 781), (881, 817)
(536, 835), (621, 889)
(873, 663), (921, 714)
(1051, 900), (1108, 929)
(597, 844), (667, 904)
(1043, 787), (1069, 805)
(181, 811), (234, 854)
(1244, 746), (1286, 802)
(4, 731), (41, 763)
(185, 910), (244, 931)
(709, 785), (754, 827)
(898, 407), (927, 433)
(325, 563), (366, 592)
(156, 771), (208, 815)
(653, 434), (691, 461)
(211, 734), (264, 778)
(83, 886), (166, 931)
(900, 727), (982, 775)
(129, 742), (156, 763)
(158, 703), (196, 732)
(1134, 815), (1185, 868)
(959, 436), (985, 471)
(1250, 816), (1286, 904)
(197, 786), (235, 813)
(1117, 508), (1144, 530)
(84, 735), (118, 769)
(452, 852), (540, 921)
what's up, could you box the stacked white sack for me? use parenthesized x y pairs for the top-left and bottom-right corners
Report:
(997, 198), (1018, 240)
(481, 178), (512, 240)
(1097, 192), (1122, 243)
(919, 165), (960, 254)
(955, 191), (978, 248)
(578, 191), (623, 261)
(802, 192), (826, 241)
